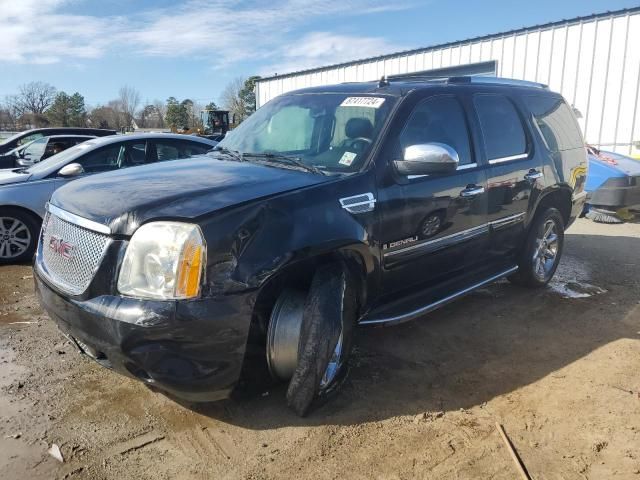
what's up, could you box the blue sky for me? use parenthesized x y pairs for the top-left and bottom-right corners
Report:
(1, 0), (638, 108)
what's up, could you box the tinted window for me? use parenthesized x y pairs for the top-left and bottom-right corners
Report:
(19, 133), (44, 146)
(524, 96), (584, 152)
(155, 140), (181, 161)
(153, 139), (211, 161)
(474, 95), (527, 160)
(22, 137), (48, 161)
(77, 144), (123, 173)
(400, 96), (473, 166)
(181, 141), (212, 156)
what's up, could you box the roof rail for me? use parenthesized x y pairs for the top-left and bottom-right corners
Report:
(447, 76), (548, 89)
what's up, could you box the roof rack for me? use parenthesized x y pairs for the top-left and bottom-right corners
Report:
(447, 76), (548, 89)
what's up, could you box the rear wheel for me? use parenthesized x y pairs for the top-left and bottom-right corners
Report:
(267, 262), (356, 416)
(0, 209), (40, 264)
(509, 208), (564, 287)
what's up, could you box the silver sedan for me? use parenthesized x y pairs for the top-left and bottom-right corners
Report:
(0, 133), (217, 263)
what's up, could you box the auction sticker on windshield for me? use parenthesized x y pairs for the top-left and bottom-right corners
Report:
(339, 151), (357, 166)
(340, 97), (385, 108)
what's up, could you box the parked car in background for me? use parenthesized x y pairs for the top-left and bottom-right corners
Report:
(0, 133), (217, 263)
(0, 135), (96, 169)
(584, 146), (640, 223)
(0, 128), (116, 155)
(33, 77), (587, 416)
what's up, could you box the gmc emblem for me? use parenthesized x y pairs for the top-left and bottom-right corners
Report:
(48, 236), (75, 260)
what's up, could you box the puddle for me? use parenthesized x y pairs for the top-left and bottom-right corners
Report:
(548, 256), (607, 299)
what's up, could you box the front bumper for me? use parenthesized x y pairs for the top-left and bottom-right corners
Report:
(34, 268), (254, 402)
(588, 176), (640, 209)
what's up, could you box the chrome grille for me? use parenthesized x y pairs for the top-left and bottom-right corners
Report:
(41, 211), (110, 295)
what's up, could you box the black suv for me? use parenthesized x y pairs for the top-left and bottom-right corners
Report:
(34, 77), (588, 416)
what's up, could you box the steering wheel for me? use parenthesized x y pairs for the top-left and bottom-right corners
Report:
(342, 137), (372, 151)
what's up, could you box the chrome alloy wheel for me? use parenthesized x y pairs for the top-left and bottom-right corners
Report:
(0, 217), (31, 259)
(532, 219), (559, 281)
(267, 289), (345, 391)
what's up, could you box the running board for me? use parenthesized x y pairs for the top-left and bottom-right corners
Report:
(360, 266), (519, 326)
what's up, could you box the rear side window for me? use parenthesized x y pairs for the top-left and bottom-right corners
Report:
(524, 96), (584, 152)
(400, 96), (473, 166)
(474, 95), (527, 161)
(181, 141), (213, 156)
(155, 140), (181, 161)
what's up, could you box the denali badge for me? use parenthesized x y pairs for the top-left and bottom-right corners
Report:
(383, 236), (418, 250)
(48, 235), (75, 259)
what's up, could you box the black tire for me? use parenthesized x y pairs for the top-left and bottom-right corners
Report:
(509, 207), (564, 288)
(0, 208), (40, 264)
(286, 262), (356, 417)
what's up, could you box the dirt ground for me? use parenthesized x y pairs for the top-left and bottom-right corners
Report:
(1, 218), (639, 480)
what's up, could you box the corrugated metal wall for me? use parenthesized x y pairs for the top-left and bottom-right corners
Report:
(256, 9), (640, 155)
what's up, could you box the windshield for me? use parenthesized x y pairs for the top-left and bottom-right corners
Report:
(0, 131), (45, 147)
(22, 137), (48, 161)
(218, 93), (395, 173)
(26, 141), (96, 175)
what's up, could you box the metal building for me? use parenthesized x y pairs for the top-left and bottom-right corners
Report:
(255, 7), (640, 156)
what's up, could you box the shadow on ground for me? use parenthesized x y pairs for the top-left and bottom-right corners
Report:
(171, 231), (640, 428)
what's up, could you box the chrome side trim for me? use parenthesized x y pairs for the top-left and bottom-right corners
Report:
(46, 203), (111, 235)
(488, 153), (528, 164)
(407, 162), (479, 179)
(384, 223), (489, 258)
(489, 212), (526, 229)
(457, 162), (478, 170)
(360, 266), (519, 326)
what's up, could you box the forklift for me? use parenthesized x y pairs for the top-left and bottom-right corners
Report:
(199, 109), (232, 141)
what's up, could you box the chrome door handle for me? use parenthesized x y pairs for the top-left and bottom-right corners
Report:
(460, 185), (485, 197)
(525, 170), (543, 181)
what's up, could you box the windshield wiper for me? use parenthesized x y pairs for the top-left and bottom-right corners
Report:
(242, 153), (325, 175)
(211, 146), (244, 162)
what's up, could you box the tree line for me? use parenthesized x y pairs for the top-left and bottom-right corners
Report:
(0, 76), (261, 132)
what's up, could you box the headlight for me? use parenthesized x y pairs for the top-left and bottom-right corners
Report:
(117, 222), (206, 300)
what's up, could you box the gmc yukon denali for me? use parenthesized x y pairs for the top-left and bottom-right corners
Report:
(34, 77), (588, 416)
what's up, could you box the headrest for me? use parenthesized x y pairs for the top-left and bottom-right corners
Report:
(345, 118), (374, 139)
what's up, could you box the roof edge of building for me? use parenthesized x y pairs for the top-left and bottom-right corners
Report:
(256, 6), (640, 83)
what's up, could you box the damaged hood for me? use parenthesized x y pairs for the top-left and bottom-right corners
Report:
(50, 155), (329, 235)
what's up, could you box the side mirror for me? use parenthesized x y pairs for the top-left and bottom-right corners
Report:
(58, 163), (85, 177)
(394, 143), (459, 176)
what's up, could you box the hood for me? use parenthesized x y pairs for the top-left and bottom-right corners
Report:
(0, 168), (31, 186)
(50, 156), (329, 235)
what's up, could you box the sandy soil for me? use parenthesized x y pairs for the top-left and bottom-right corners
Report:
(1, 218), (639, 480)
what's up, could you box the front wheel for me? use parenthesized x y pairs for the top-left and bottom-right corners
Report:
(509, 208), (564, 287)
(268, 262), (356, 416)
(0, 209), (40, 264)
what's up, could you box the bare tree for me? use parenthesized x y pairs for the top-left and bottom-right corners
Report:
(118, 85), (141, 130)
(220, 77), (246, 122)
(18, 81), (57, 114)
(1, 95), (24, 129)
(153, 99), (167, 127)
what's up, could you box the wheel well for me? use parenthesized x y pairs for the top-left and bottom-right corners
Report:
(0, 205), (43, 227)
(251, 251), (367, 338)
(535, 189), (572, 226)
(235, 251), (367, 393)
